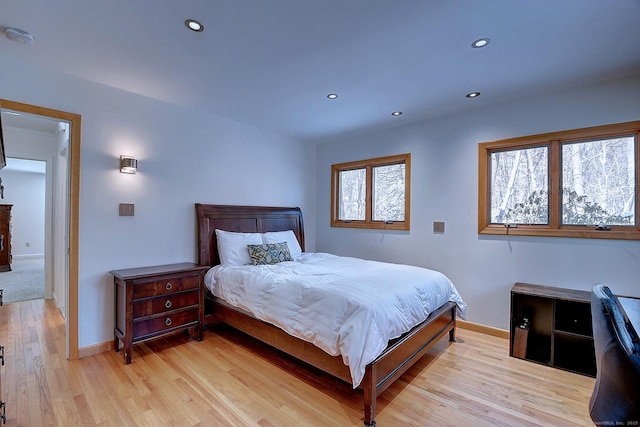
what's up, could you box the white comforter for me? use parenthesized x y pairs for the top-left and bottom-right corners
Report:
(204, 253), (466, 387)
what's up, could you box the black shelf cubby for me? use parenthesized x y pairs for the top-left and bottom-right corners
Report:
(510, 282), (595, 377)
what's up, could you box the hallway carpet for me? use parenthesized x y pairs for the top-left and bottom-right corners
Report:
(0, 257), (45, 304)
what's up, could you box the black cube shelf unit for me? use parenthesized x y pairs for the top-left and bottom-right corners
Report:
(510, 282), (596, 377)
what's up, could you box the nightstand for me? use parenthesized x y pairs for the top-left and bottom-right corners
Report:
(110, 263), (209, 364)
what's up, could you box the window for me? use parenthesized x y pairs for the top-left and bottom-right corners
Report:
(479, 120), (640, 240)
(331, 153), (410, 230)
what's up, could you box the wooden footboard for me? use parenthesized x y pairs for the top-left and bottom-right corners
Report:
(209, 297), (457, 426)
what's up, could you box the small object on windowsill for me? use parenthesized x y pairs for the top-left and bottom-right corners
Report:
(504, 223), (518, 228)
(595, 224), (611, 231)
(384, 220), (393, 224)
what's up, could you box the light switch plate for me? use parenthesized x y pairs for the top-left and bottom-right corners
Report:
(433, 221), (445, 233)
(119, 203), (134, 216)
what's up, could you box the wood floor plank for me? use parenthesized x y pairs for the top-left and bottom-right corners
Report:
(0, 299), (596, 426)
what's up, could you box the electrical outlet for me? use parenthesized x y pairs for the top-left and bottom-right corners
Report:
(433, 221), (445, 233)
(119, 203), (135, 216)
(25, 242), (30, 247)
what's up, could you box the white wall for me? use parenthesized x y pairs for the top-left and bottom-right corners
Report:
(0, 55), (316, 348)
(315, 74), (640, 330)
(0, 168), (45, 257)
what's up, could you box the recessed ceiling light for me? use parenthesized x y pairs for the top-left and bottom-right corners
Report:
(391, 111), (403, 116)
(471, 38), (490, 48)
(327, 93), (338, 99)
(185, 19), (204, 32)
(466, 92), (481, 98)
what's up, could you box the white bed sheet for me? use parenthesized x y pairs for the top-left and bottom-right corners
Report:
(204, 252), (466, 387)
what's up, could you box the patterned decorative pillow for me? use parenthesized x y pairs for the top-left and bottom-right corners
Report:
(247, 242), (293, 265)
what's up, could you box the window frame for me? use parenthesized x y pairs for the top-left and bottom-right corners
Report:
(478, 120), (640, 240)
(331, 153), (411, 230)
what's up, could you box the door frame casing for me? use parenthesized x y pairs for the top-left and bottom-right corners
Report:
(0, 98), (80, 360)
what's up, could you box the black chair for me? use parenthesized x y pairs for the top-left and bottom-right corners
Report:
(589, 285), (640, 424)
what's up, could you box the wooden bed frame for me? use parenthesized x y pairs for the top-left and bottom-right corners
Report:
(195, 203), (457, 426)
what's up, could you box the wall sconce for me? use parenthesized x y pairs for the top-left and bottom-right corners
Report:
(120, 155), (137, 174)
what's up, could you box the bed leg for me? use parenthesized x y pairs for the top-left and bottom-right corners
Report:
(449, 307), (457, 342)
(363, 404), (376, 427)
(363, 369), (377, 427)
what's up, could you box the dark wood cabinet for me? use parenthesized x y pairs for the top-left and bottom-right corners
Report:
(510, 282), (596, 377)
(110, 263), (209, 364)
(0, 205), (12, 272)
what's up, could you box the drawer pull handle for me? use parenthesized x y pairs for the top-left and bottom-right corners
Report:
(165, 282), (173, 291)
(165, 318), (172, 326)
(165, 300), (172, 309)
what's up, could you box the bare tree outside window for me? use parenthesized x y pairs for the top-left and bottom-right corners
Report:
(562, 136), (635, 226)
(373, 164), (405, 221)
(490, 146), (548, 224)
(339, 168), (366, 221)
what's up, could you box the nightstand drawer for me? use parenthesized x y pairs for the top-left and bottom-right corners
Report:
(133, 290), (199, 318)
(133, 307), (199, 339)
(133, 274), (199, 299)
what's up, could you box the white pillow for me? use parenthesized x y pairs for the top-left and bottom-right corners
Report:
(215, 229), (263, 265)
(262, 230), (303, 258)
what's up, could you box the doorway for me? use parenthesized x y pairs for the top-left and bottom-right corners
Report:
(0, 99), (80, 360)
(0, 158), (46, 303)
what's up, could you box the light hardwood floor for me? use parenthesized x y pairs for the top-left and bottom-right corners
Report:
(0, 299), (595, 426)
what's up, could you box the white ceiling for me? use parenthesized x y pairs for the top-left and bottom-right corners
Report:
(1, 0), (639, 140)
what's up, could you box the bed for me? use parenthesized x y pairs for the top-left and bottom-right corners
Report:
(195, 203), (463, 426)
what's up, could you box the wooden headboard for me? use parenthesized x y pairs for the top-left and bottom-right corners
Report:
(195, 204), (305, 266)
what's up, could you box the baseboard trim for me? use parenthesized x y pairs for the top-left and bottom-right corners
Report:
(78, 340), (113, 358)
(457, 319), (509, 339)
